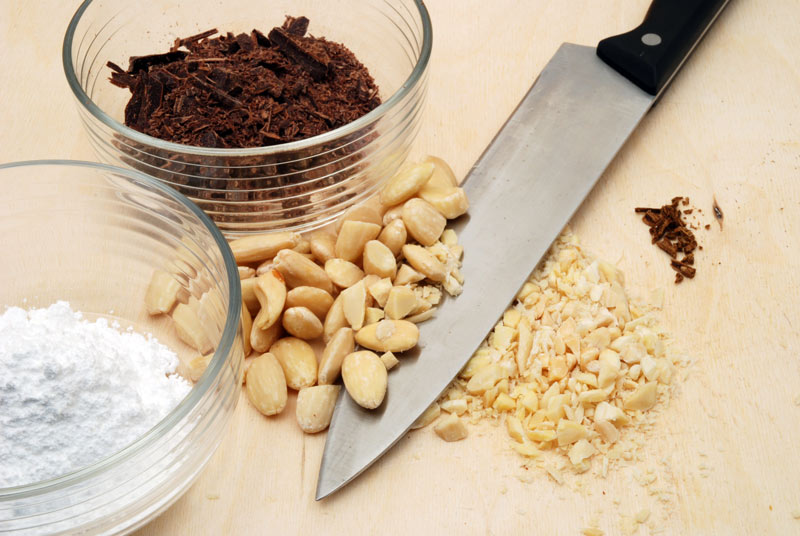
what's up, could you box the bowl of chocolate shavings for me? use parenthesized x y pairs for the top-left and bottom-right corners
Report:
(63, 0), (431, 236)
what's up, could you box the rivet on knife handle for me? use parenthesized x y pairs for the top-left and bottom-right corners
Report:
(597, 0), (731, 95)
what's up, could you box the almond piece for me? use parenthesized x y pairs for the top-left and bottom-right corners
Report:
(296, 385), (340, 433)
(325, 258), (365, 288)
(384, 286), (417, 320)
(355, 319), (419, 353)
(253, 269), (286, 330)
(335, 204), (382, 232)
(273, 249), (333, 294)
(434, 414), (468, 442)
(229, 232), (300, 264)
(362, 240), (398, 279)
(422, 155), (458, 188)
(269, 337), (317, 390)
(402, 198), (447, 246)
(241, 301), (253, 357)
(282, 306), (324, 340)
(401, 245), (446, 282)
(318, 327), (354, 385)
(341, 279), (367, 330)
(172, 303), (213, 354)
(309, 231), (336, 264)
(323, 293), (347, 343)
(246, 353), (288, 416)
(411, 402), (441, 429)
(285, 286), (334, 320)
(378, 219), (407, 257)
(145, 270), (181, 315)
(341, 351), (388, 409)
(418, 186), (469, 219)
(250, 320), (283, 354)
(335, 220), (382, 263)
(623, 381), (658, 411)
(380, 351), (399, 370)
(393, 263), (425, 286)
(380, 161), (435, 206)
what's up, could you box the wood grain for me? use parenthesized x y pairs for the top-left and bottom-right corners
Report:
(2, 1), (799, 534)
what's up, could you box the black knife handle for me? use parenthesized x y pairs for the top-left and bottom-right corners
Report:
(597, 0), (730, 95)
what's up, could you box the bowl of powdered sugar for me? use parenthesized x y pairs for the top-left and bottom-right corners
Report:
(0, 160), (244, 534)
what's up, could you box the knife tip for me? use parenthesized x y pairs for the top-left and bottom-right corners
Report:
(314, 478), (342, 501)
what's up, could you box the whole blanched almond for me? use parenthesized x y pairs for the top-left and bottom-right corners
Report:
(309, 231), (336, 264)
(296, 385), (341, 433)
(325, 258), (365, 288)
(418, 186), (469, 219)
(274, 249), (334, 294)
(318, 327), (354, 384)
(246, 353), (288, 416)
(335, 204), (383, 233)
(269, 337), (318, 390)
(378, 219), (407, 257)
(401, 245), (447, 282)
(253, 269), (286, 330)
(282, 306), (324, 340)
(402, 198), (447, 246)
(355, 319), (419, 353)
(229, 232), (300, 264)
(241, 301), (253, 357)
(342, 351), (388, 409)
(335, 220), (382, 263)
(422, 155), (458, 188)
(341, 279), (367, 330)
(384, 286), (417, 320)
(250, 319), (283, 354)
(363, 240), (397, 279)
(286, 286), (334, 320)
(323, 294), (347, 343)
(380, 162), (435, 206)
(145, 270), (181, 315)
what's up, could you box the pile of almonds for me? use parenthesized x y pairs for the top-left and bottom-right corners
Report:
(145, 156), (469, 433)
(414, 233), (681, 477)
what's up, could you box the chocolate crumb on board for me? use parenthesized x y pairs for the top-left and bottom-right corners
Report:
(712, 197), (724, 230)
(107, 15), (381, 148)
(635, 196), (699, 284)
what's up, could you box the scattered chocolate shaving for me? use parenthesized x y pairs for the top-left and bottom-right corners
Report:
(635, 196), (700, 284)
(107, 15), (380, 149)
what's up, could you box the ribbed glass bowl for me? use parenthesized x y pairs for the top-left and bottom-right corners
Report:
(0, 161), (243, 535)
(63, 0), (432, 236)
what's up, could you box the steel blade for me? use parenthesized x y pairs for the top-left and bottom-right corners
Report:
(317, 43), (654, 500)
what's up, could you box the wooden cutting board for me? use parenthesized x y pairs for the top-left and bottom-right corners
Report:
(2, 1), (799, 534)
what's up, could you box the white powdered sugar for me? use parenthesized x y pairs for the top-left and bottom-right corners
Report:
(0, 301), (192, 488)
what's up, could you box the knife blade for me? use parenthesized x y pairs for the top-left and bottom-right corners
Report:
(317, 0), (730, 500)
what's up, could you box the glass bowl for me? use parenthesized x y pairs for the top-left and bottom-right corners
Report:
(0, 160), (243, 534)
(63, 0), (432, 236)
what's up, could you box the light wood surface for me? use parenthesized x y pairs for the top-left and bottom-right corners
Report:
(2, 1), (800, 534)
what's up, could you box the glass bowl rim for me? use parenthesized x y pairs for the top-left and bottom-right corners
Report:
(0, 159), (241, 498)
(61, 0), (433, 158)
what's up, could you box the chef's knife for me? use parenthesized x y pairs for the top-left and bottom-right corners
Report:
(317, 0), (730, 499)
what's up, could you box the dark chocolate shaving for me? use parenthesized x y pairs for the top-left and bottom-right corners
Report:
(635, 196), (700, 285)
